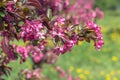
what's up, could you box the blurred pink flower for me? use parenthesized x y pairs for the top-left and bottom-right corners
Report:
(95, 8), (104, 19)
(7, 2), (14, 12)
(26, 71), (32, 79)
(13, 45), (28, 60)
(33, 68), (41, 77)
(67, 75), (73, 80)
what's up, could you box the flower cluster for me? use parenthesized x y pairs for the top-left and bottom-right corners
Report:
(20, 20), (45, 41)
(13, 44), (44, 63)
(21, 68), (42, 79)
(36, 0), (69, 14)
(14, 45), (28, 60)
(28, 45), (44, 63)
(86, 21), (104, 50)
(50, 17), (78, 55)
(64, 0), (104, 24)
(95, 8), (104, 19)
(0, 0), (104, 79)
(0, 0), (104, 64)
(55, 66), (80, 80)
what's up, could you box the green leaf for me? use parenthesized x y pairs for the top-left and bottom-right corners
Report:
(0, 11), (5, 17)
(0, 16), (2, 21)
(0, 2), (6, 7)
(23, 7), (30, 16)
(3, 22), (8, 27)
(47, 8), (52, 19)
(18, 21), (24, 26)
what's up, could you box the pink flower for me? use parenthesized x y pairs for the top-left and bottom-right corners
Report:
(65, 0), (70, 6)
(26, 71), (32, 79)
(55, 66), (66, 78)
(51, 17), (78, 55)
(20, 20), (45, 41)
(95, 8), (104, 19)
(67, 75), (73, 80)
(32, 52), (43, 63)
(51, 17), (66, 39)
(27, 45), (44, 63)
(14, 45), (28, 59)
(53, 38), (77, 55)
(7, 2), (14, 12)
(33, 69), (41, 77)
(86, 21), (104, 50)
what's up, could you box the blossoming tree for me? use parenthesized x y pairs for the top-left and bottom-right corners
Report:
(0, 0), (104, 79)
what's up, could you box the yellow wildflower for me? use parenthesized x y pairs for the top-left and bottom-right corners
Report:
(106, 74), (111, 80)
(84, 70), (90, 75)
(113, 77), (118, 80)
(78, 41), (83, 45)
(76, 68), (82, 73)
(79, 74), (86, 80)
(100, 70), (105, 75)
(117, 70), (120, 74)
(112, 56), (118, 62)
(110, 70), (115, 75)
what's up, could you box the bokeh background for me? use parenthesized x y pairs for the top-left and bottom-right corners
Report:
(3, 0), (120, 80)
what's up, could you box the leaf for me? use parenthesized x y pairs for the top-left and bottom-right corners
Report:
(54, 35), (60, 43)
(22, 7), (29, 16)
(0, 11), (5, 17)
(78, 24), (83, 30)
(1, 37), (17, 60)
(0, 16), (2, 21)
(18, 21), (24, 26)
(1, 37), (9, 55)
(3, 22), (8, 27)
(0, 65), (12, 77)
(47, 8), (52, 19)
(0, 2), (6, 7)
(0, 21), (4, 30)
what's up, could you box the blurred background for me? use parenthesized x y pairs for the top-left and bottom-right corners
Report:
(3, 0), (120, 80)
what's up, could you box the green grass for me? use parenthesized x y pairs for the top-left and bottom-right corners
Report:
(3, 11), (120, 80)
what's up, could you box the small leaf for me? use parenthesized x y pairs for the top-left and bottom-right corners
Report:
(3, 22), (8, 27)
(78, 24), (82, 30)
(0, 16), (2, 21)
(0, 2), (6, 7)
(54, 35), (60, 43)
(0, 11), (5, 17)
(17, 2), (22, 6)
(23, 7), (29, 16)
(47, 8), (52, 19)
(18, 21), (24, 26)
